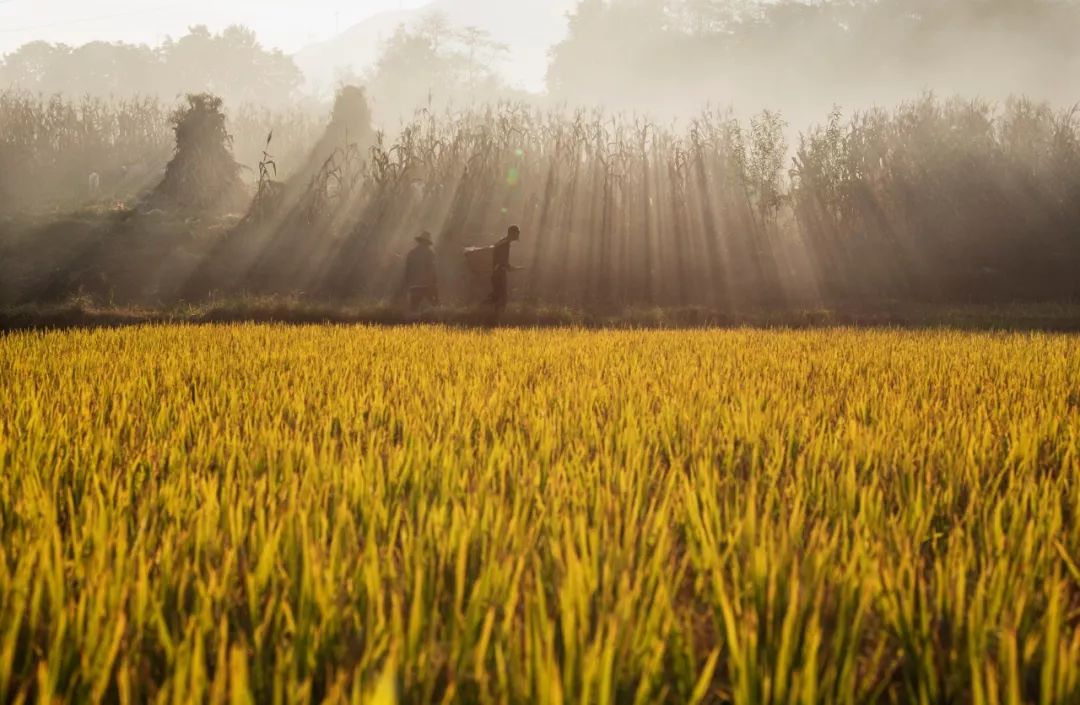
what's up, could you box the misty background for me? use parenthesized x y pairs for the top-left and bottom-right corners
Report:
(4, 0), (1080, 125)
(1, 0), (1079, 312)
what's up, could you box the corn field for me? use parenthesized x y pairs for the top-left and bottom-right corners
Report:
(246, 104), (794, 305)
(0, 91), (322, 210)
(792, 96), (1080, 302)
(244, 96), (1080, 307)
(1, 325), (1078, 703)
(3, 92), (1080, 307)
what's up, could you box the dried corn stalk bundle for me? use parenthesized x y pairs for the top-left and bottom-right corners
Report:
(150, 94), (249, 213)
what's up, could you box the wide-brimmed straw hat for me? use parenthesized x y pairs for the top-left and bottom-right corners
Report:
(415, 231), (434, 245)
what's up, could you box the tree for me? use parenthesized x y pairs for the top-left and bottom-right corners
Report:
(546, 0), (1080, 118)
(61, 42), (160, 97)
(0, 40), (159, 97)
(0, 27), (302, 108)
(159, 26), (302, 108)
(368, 22), (450, 120)
(547, 0), (674, 106)
(0, 41), (65, 89)
(366, 12), (512, 123)
(673, 0), (757, 33)
(457, 26), (510, 94)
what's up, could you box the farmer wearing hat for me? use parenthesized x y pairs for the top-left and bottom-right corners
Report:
(402, 231), (439, 310)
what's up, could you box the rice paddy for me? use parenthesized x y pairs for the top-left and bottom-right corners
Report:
(1, 325), (1078, 704)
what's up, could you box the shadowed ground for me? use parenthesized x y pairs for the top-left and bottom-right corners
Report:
(3, 298), (1080, 332)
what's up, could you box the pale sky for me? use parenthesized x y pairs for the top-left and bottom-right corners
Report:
(0, 0), (430, 55)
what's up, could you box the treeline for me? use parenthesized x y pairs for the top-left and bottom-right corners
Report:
(234, 95), (1080, 305)
(0, 16), (524, 130)
(0, 26), (302, 109)
(0, 91), (323, 210)
(550, 0), (1080, 123)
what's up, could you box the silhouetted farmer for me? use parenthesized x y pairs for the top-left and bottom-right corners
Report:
(488, 225), (523, 314)
(402, 231), (438, 309)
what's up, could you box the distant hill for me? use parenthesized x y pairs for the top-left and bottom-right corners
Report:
(294, 0), (576, 96)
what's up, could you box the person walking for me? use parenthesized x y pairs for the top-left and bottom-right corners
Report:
(488, 225), (522, 316)
(402, 231), (439, 310)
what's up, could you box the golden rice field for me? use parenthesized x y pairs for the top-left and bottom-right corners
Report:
(1, 325), (1079, 705)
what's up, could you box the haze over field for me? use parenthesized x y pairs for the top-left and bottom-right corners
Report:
(294, 0), (577, 93)
(0, 1), (429, 55)
(4, 0), (1080, 121)
(1, 0), (1079, 311)
(0, 0), (571, 98)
